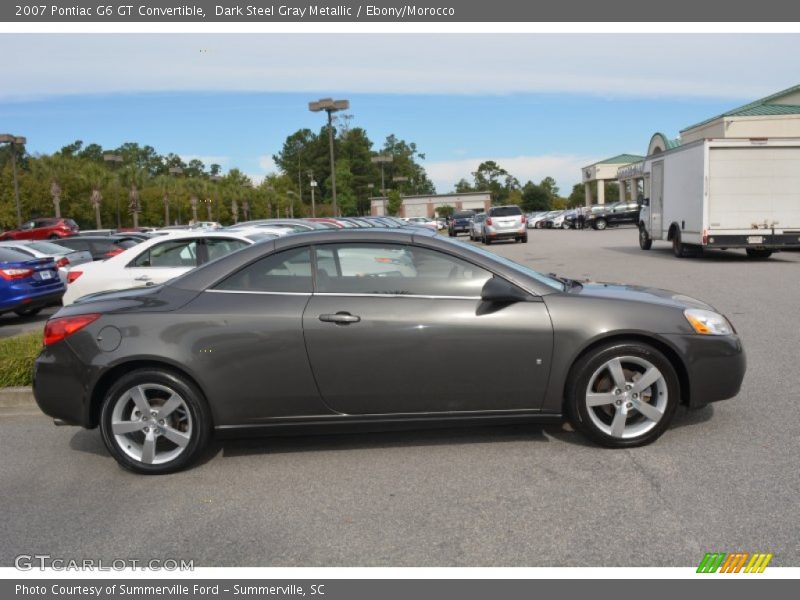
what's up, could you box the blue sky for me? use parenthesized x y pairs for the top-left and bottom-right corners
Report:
(2, 34), (799, 193)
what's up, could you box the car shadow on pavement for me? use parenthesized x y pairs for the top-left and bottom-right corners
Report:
(604, 245), (797, 263)
(66, 406), (715, 465)
(214, 423), (555, 460)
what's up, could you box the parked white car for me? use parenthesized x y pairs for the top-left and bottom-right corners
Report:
(63, 231), (273, 305)
(0, 240), (93, 284)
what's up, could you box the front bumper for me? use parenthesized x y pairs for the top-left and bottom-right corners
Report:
(662, 333), (746, 408)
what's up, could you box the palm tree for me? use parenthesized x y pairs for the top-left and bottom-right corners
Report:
(80, 162), (110, 229)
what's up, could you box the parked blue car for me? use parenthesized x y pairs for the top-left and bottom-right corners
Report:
(0, 247), (65, 318)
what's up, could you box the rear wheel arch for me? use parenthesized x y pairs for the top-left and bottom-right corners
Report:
(667, 223), (680, 241)
(561, 333), (691, 410)
(89, 360), (213, 429)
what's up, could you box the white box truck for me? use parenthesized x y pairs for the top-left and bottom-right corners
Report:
(638, 138), (800, 258)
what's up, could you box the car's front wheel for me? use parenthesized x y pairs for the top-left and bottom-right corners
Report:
(99, 369), (212, 474)
(566, 342), (680, 448)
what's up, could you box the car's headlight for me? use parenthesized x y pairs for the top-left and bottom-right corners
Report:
(684, 308), (734, 336)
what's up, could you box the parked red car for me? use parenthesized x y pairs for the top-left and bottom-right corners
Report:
(0, 218), (79, 241)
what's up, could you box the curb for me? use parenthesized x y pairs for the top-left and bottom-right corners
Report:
(0, 387), (36, 408)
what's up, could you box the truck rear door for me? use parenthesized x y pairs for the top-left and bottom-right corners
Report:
(708, 146), (800, 232)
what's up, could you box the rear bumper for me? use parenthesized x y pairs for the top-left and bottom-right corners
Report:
(0, 289), (64, 314)
(705, 233), (800, 248)
(662, 333), (746, 408)
(485, 226), (526, 239)
(33, 340), (94, 427)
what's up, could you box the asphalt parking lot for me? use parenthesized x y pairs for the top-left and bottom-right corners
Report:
(1, 227), (798, 567)
(0, 305), (58, 339)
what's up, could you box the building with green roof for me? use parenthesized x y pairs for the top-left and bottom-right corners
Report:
(680, 84), (800, 143)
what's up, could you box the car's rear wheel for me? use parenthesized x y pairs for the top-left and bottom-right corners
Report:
(14, 306), (42, 317)
(49, 234), (60, 240)
(521, 235), (528, 244)
(100, 369), (211, 474)
(638, 225), (653, 250)
(483, 236), (492, 245)
(672, 230), (688, 257)
(594, 218), (607, 230)
(566, 342), (679, 448)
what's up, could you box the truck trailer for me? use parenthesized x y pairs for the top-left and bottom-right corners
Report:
(638, 138), (800, 258)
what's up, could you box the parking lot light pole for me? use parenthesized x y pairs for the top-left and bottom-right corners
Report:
(309, 176), (317, 217)
(209, 175), (221, 221)
(103, 154), (123, 228)
(371, 155), (393, 196)
(1, 134), (26, 228)
(168, 167), (183, 225)
(308, 98), (349, 217)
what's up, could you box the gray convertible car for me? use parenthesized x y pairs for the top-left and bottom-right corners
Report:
(34, 228), (745, 474)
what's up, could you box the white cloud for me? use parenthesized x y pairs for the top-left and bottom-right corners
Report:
(1, 34), (798, 100)
(257, 155), (277, 173)
(425, 154), (599, 195)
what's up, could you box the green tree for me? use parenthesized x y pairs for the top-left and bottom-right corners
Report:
(521, 181), (550, 212)
(567, 183), (585, 208)
(471, 161), (520, 205)
(386, 190), (403, 216)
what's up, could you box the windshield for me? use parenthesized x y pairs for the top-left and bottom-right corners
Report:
(446, 238), (564, 291)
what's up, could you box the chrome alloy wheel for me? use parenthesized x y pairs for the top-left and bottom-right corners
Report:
(110, 384), (192, 465)
(584, 356), (668, 439)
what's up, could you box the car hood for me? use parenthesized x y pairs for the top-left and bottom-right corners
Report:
(571, 282), (715, 311)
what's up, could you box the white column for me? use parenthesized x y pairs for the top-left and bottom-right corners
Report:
(597, 180), (605, 205)
(584, 183), (593, 207)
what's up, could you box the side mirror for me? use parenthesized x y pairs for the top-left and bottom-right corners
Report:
(480, 277), (531, 303)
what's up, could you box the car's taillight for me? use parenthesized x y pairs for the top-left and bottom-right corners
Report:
(67, 270), (83, 284)
(486, 217), (493, 226)
(105, 248), (123, 258)
(44, 314), (101, 347)
(56, 257), (69, 268)
(0, 268), (33, 280)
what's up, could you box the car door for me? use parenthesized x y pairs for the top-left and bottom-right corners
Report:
(190, 245), (328, 424)
(124, 238), (201, 288)
(302, 242), (553, 415)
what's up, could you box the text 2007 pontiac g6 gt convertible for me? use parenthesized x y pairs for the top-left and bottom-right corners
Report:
(34, 228), (745, 474)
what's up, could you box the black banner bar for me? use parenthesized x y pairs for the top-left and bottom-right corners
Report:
(3, 0), (800, 22)
(3, 579), (795, 600)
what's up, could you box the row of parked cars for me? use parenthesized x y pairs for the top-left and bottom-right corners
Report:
(526, 202), (642, 230)
(0, 215), (439, 318)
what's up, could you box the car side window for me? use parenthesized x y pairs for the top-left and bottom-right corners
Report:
(205, 238), (249, 262)
(214, 247), (312, 293)
(131, 240), (198, 268)
(314, 244), (492, 297)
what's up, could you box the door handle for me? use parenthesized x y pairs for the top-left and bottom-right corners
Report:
(134, 275), (151, 281)
(319, 312), (361, 325)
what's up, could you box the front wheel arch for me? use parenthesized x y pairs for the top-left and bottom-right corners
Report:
(561, 333), (690, 411)
(90, 360), (213, 429)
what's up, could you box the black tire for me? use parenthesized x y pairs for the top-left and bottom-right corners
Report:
(562, 222), (571, 229)
(638, 225), (653, 250)
(746, 248), (773, 259)
(14, 306), (42, 317)
(49, 234), (60, 240)
(99, 368), (212, 475)
(483, 236), (492, 245)
(594, 218), (607, 231)
(672, 230), (688, 258)
(566, 341), (680, 448)
(521, 235), (528, 244)
(448, 231), (455, 237)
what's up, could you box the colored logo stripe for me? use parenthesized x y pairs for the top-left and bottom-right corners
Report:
(697, 552), (773, 573)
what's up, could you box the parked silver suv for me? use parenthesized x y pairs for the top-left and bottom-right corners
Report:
(482, 205), (527, 244)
